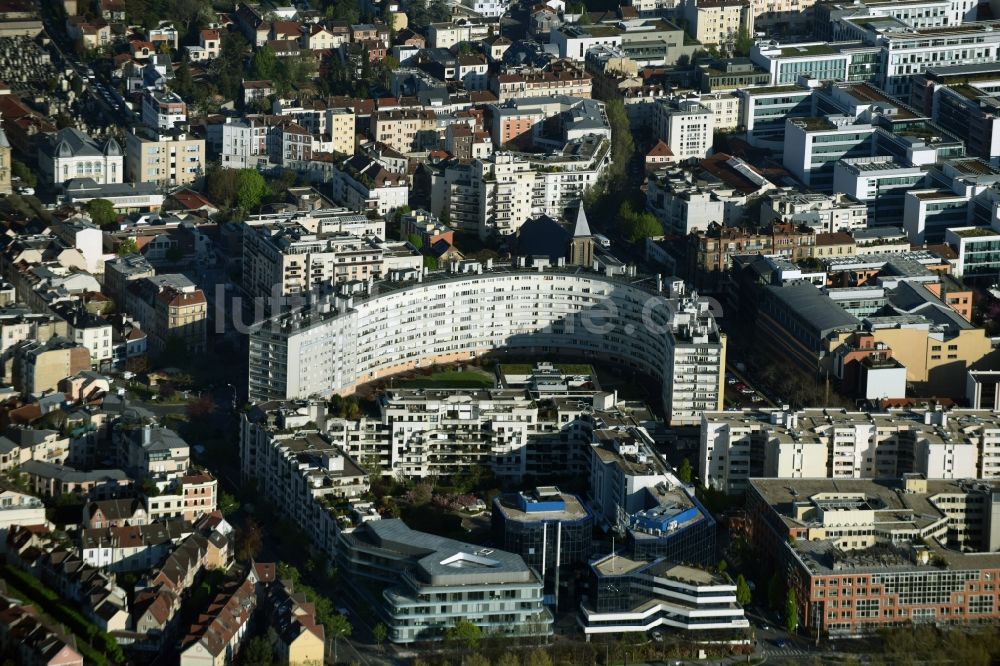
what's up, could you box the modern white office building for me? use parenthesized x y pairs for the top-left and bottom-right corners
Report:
(832, 157), (928, 226)
(580, 555), (749, 635)
(336, 519), (552, 643)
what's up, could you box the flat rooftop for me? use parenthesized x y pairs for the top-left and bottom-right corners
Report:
(494, 490), (590, 523)
(593, 553), (647, 576)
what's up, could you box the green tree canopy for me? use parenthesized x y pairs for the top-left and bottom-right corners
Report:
(524, 649), (553, 666)
(677, 457), (693, 484)
(326, 613), (352, 662)
(12, 160), (36, 188)
(445, 618), (482, 650)
(219, 491), (240, 518)
(406, 233), (424, 250)
(249, 44), (277, 80)
(736, 574), (752, 606)
(734, 28), (754, 57)
(785, 588), (798, 632)
(617, 200), (663, 243)
(116, 238), (139, 256)
(605, 99), (634, 186)
(373, 622), (388, 647)
(86, 199), (117, 229)
(241, 635), (273, 666)
(206, 165), (240, 208)
(236, 169), (269, 212)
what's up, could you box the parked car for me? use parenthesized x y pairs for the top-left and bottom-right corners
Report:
(17, 187), (34, 196)
(593, 233), (611, 248)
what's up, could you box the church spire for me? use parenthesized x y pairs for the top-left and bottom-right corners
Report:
(572, 202), (591, 238)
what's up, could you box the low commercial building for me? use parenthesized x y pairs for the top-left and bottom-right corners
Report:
(492, 487), (594, 577)
(580, 555), (750, 635)
(336, 519), (553, 643)
(746, 476), (1000, 636)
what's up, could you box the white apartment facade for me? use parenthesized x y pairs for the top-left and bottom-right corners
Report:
(653, 98), (715, 162)
(700, 408), (1000, 494)
(141, 89), (187, 131)
(248, 263), (724, 427)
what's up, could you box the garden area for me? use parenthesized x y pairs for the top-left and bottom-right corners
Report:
(0, 564), (124, 665)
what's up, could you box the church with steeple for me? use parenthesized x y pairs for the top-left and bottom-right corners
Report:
(568, 204), (594, 267)
(514, 201), (596, 265)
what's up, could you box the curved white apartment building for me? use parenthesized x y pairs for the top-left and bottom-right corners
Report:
(248, 263), (726, 425)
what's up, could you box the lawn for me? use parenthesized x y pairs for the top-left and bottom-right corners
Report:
(399, 369), (495, 389)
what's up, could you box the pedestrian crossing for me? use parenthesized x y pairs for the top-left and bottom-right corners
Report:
(761, 647), (811, 658)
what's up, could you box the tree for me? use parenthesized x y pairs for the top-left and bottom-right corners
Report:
(524, 650), (553, 666)
(174, 58), (199, 103)
(12, 160), (36, 188)
(445, 619), (482, 650)
(605, 99), (634, 185)
(249, 44), (277, 80)
(785, 588), (798, 632)
(423, 256), (439, 270)
(767, 572), (783, 610)
(219, 491), (240, 518)
(187, 393), (215, 419)
(736, 574), (752, 607)
(236, 517), (263, 561)
(734, 28), (754, 58)
(236, 169), (269, 212)
(241, 636), (273, 666)
(617, 200), (663, 243)
(116, 238), (139, 256)
(206, 166), (241, 208)
(86, 198), (117, 228)
(677, 457), (693, 484)
(215, 31), (250, 99)
(717, 558), (728, 574)
(409, 482), (433, 507)
(326, 613), (352, 662)
(373, 622), (388, 651)
(496, 655), (519, 666)
(406, 233), (424, 250)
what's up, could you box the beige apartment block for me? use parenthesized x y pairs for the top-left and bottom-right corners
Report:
(125, 127), (205, 188)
